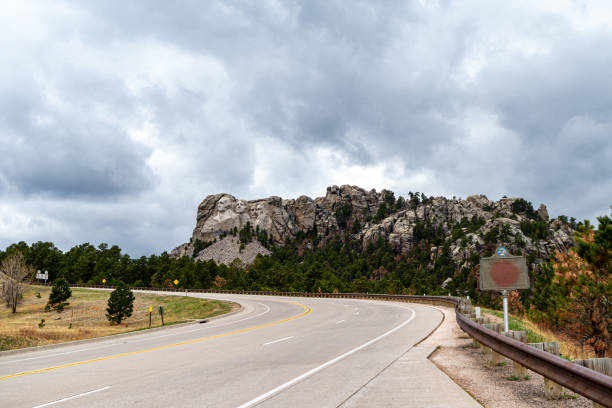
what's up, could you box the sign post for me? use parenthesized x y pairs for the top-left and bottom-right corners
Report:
(158, 305), (164, 326)
(149, 306), (152, 328)
(479, 246), (530, 333)
(501, 290), (509, 332)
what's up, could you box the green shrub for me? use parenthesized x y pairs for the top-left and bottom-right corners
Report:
(48, 278), (71, 307)
(106, 282), (135, 325)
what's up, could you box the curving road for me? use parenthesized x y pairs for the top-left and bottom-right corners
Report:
(0, 293), (445, 407)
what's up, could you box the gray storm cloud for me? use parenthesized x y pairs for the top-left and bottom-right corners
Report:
(1, 0), (611, 255)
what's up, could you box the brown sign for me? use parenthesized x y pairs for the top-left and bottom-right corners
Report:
(480, 248), (530, 291)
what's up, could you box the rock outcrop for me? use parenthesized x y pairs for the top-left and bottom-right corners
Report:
(171, 185), (575, 269)
(180, 185), (383, 245)
(359, 195), (574, 271)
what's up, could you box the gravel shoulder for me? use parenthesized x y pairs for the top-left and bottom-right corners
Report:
(428, 306), (591, 408)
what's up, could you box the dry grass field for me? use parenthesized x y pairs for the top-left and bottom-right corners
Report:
(0, 286), (237, 351)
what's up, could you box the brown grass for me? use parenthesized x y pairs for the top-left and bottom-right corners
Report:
(483, 310), (593, 360)
(0, 286), (237, 351)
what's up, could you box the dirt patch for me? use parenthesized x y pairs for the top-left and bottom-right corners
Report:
(428, 307), (591, 408)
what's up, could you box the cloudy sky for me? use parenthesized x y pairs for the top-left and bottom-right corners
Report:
(1, 1), (611, 256)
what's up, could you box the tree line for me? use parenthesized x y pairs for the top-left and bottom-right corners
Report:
(2, 203), (609, 355)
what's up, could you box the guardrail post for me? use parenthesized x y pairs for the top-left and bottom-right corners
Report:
(491, 349), (505, 365)
(528, 342), (563, 399)
(481, 323), (503, 356)
(572, 358), (611, 408)
(503, 331), (528, 378)
(469, 317), (490, 347)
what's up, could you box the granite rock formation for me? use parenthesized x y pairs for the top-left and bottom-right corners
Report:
(171, 185), (575, 269)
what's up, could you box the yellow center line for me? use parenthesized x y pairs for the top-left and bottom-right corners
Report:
(0, 301), (312, 381)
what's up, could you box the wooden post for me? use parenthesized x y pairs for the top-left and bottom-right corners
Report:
(461, 298), (473, 314)
(572, 358), (612, 408)
(543, 377), (563, 399)
(573, 357), (612, 375)
(491, 350), (505, 365)
(528, 342), (563, 399)
(504, 331), (528, 378)
(480, 343), (491, 355)
(484, 323), (504, 333)
(481, 323), (503, 357)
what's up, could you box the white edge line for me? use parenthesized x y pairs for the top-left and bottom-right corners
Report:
(31, 386), (111, 408)
(335, 320), (345, 324)
(1, 302), (271, 366)
(263, 336), (294, 346)
(236, 307), (416, 408)
(0, 344), (119, 365)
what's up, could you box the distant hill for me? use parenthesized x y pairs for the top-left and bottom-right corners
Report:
(171, 185), (575, 272)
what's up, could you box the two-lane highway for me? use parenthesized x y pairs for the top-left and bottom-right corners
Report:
(0, 293), (443, 407)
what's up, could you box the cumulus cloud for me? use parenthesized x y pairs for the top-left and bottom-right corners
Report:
(1, 0), (611, 255)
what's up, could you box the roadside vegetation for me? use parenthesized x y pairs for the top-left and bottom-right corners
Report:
(106, 282), (135, 324)
(482, 308), (593, 361)
(484, 208), (611, 358)
(0, 252), (32, 313)
(0, 286), (235, 351)
(1, 196), (609, 357)
(482, 308), (545, 344)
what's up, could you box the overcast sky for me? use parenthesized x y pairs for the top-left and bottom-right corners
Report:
(1, 1), (611, 256)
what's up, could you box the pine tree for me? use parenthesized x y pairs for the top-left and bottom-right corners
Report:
(572, 210), (612, 356)
(106, 282), (135, 324)
(48, 277), (72, 307)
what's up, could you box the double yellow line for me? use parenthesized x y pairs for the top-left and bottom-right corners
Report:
(1, 301), (311, 381)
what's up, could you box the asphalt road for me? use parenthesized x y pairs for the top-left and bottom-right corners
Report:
(0, 293), (444, 408)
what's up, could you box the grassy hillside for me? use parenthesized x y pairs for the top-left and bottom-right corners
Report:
(0, 286), (236, 351)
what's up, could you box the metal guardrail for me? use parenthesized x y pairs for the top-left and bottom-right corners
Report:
(44, 284), (611, 406)
(456, 311), (612, 407)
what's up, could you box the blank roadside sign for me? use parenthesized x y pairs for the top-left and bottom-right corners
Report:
(479, 250), (530, 291)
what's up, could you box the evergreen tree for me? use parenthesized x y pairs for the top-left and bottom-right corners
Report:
(528, 261), (561, 326)
(106, 282), (135, 324)
(572, 210), (612, 356)
(48, 277), (72, 307)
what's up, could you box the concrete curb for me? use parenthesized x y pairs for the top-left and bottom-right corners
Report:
(0, 292), (244, 357)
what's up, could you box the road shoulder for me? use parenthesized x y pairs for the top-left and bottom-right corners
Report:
(340, 305), (482, 408)
(429, 307), (591, 408)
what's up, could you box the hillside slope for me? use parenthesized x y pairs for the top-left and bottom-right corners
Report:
(171, 185), (575, 271)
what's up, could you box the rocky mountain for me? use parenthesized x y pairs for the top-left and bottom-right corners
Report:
(171, 185), (575, 270)
(171, 185), (386, 262)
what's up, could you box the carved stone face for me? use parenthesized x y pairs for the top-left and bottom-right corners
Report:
(217, 196), (235, 212)
(235, 200), (247, 214)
